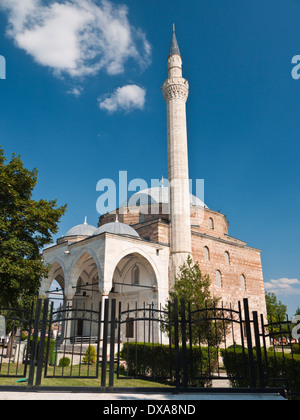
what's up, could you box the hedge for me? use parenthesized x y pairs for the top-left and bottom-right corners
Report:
(28, 336), (56, 365)
(221, 348), (300, 394)
(119, 342), (217, 387)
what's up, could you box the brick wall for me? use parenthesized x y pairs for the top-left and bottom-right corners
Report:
(98, 205), (267, 316)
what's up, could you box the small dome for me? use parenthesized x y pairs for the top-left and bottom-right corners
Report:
(65, 218), (97, 237)
(94, 221), (140, 238)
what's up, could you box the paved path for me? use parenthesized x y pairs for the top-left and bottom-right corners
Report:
(0, 391), (285, 400)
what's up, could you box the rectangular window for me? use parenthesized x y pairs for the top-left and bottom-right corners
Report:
(126, 318), (134, 339)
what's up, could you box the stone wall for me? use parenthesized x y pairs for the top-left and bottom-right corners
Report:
(98, 205), (267, 318)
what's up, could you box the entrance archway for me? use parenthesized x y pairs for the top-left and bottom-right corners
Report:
(69, 253), (101, 340)
(110, 252), (159, 344)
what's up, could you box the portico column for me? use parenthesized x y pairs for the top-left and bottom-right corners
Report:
(100, 292), (109, 337)
(63, 296), (74, 344)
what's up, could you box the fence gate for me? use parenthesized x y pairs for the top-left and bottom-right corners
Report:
(0, 303), (34, 382)
(115, 298), (269, 392)
(35, 299), (114, 389)
(116, 300), (181, 387)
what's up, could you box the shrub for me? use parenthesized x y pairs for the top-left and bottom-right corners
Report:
(221, 348), (250, 388)
(58, 357), (70, 367)
(82, 345), (97, 365)
(291, 344), (300, 355)
(119, 342), (217, 387)
(28, 336), (56, 365)
(266, 352), (300, 393)
(221, 348), (300, 394)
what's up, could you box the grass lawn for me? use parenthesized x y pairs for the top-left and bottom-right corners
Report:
(0, 363), (174, 389)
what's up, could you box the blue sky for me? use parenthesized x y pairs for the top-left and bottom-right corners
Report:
(0, 0), (299, 315)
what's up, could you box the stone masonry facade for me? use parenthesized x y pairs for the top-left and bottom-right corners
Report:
(98, 204), (267, 318)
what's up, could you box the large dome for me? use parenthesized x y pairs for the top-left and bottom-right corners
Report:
(94, 221), (140, 238)
(65, 218), (97, 237)
(121, 186), (208, 208)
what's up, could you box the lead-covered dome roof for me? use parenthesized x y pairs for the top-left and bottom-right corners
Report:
(65, 218), (97, 237)
(121, 186), (208, 208)
(93, 221), (140, 238)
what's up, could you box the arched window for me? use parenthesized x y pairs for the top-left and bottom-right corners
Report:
(240, 274), (246, 291)
(209, 218), (214, 230)
(224, 251), (230, 265)
(204, 246), (210, 262)
(76, 278), (84, 296)
(216, 270), (222, 288)
(132, 265), (140, 286)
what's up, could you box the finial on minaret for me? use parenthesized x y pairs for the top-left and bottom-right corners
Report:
(169, 25), (181, 57)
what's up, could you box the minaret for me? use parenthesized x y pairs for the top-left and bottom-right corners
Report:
(163, 26), (192, 287)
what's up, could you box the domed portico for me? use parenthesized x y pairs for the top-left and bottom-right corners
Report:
(40, 217), (169, 343)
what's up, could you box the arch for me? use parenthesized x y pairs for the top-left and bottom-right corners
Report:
(111, 251), (160, 345)
(204, 246), (210, 262)
(209, 217), (214, 230)
(224, 251), (230, 265)
(106, 247), (160, 290)
(68, 251), (102, 299)
(112, 253), (157, 294)
(240, 274), (246, 291)
(132, 265), (140, 286)
(216, 270), (222, 288)
(69, 249), (102, 282)
(40, 260), (66, 297)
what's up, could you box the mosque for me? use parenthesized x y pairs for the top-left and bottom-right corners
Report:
(40, 29), (267, 341)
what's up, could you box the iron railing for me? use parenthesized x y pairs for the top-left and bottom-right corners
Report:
(0, 297), (298, 398)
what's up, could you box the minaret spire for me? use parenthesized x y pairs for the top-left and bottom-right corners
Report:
(163, 28), (192, 287)
(169, 24), (181, 58)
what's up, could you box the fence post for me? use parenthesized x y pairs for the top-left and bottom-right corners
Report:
(253, 311), (265, 389)
(261, 313), (270, 379)
(96, 301), (102, 380)
(116, 302), (122, 379)
(173, 298), (180, 390)
(180, 299), (188, 389)
(109, 299), (116, 389)
(101, 299), (109, 388)
(35, 299), (49, 387)
(27, 299), (42, 388)
(243, 298), (256, 389)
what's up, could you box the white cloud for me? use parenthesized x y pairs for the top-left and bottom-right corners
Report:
(0, 0), (151, 77)
(265, 278), (300, 296)
(98, 84), (146, 113)
(66, 87), (83, 97)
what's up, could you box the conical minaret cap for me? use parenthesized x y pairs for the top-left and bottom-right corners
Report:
(168, 25), (181, 57)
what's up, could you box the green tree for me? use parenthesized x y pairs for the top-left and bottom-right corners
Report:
(0, 147), (67, 309)
(163, 255), (227, 346)
(265, 292), (287, 324)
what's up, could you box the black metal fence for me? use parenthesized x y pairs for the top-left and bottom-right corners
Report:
(0, 304), (34, 381)
(0, 298), (299, 397)
(261, 313), (300, 398)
